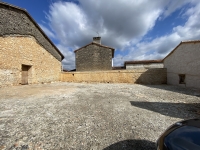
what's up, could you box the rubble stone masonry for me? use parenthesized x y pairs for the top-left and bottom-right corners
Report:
(76, 44), (113, 71)
(0, 36), (61, 86)
(0, 2), (63, 87)
(0, 3), (63, 61)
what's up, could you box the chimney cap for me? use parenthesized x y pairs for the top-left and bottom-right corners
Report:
(93, 37), (101, 39)
(93, 37), (101, 44)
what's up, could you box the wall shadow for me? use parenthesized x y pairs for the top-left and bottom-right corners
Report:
(135, 68), (167, 85)
(130, 101), (200, 119)
(144, 84), (200, 97)
(103, 139), (156, 150)
(135, 69), (200, 97)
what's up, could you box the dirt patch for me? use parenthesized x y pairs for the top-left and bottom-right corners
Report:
(0, 83), (76, 99)
(0, 82), (199, 149)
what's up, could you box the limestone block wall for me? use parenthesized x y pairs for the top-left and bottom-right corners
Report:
(75, 44), (113, 71)
(164, 42), (200, 89)
(60, 69), (167, 84)
(0, 36), (61, 86)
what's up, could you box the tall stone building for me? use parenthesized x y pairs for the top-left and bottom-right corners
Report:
(0, 2), (64, 86)
(74, 37), (115, 71)
(163, 40), (200, 89)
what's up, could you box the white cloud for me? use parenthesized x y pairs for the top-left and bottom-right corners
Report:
(44, 0), (200, 69)
(162, 0), (188, 18)
(120, 2), (200, 64)
(56, 44), (75, 70)
(47, 0), (166, 49)
(39, 23), (56, 39)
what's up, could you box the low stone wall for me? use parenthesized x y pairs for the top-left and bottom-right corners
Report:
(61, 69), (167, 84)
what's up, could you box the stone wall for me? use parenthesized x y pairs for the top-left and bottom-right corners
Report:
(75, 44), (113, 71)
(0, 3), (63, 61)
(164, 42), (200, 89)
(0, 36), (61, 86)
(61, 69), (167, 84)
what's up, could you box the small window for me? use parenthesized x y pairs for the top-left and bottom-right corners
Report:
(179, 74), (185, 84)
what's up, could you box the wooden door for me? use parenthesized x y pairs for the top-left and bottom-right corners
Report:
(21, 65), (30, 85)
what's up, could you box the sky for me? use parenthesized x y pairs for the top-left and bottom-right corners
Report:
(2, 0), (200, 70)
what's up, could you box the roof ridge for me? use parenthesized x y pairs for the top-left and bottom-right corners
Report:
(74, 42), (115, 58)
(74, 42), (114, 52)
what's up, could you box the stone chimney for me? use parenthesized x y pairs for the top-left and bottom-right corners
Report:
(93, 37), (101, 44)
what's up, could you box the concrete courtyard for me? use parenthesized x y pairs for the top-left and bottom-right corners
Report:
(0, 82), (200, 150)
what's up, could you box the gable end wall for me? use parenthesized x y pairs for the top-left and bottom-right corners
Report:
(0, 4), (62, 61)
(164, 43), (200, 88)
(76, 44), (112, 71)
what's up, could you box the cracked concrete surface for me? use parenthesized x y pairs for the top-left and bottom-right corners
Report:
(0, 82), (200, 150)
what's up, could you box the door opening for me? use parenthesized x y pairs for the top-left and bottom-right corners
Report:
(21, 65), (31, 85)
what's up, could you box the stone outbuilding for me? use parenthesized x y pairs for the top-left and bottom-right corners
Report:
(0, 2), (64, 86)
(125, 60), (163, 70)
(163, 40), (200, 89)
(74, 37), (115, 71)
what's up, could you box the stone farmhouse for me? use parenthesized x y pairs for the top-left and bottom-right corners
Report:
(74, 37), (115, 71)
(125, 60), (163, 70)
(1, 2), (199, 89)
(163, 40), (200, 89)
(0, 2), (64, 86)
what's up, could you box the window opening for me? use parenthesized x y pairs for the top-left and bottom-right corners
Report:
(179, 74), (185, 84)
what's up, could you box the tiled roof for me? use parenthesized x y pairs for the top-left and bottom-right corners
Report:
(124, 60), (163, 65)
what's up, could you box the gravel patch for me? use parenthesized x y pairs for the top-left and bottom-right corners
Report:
(0, 82), (199, 150)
